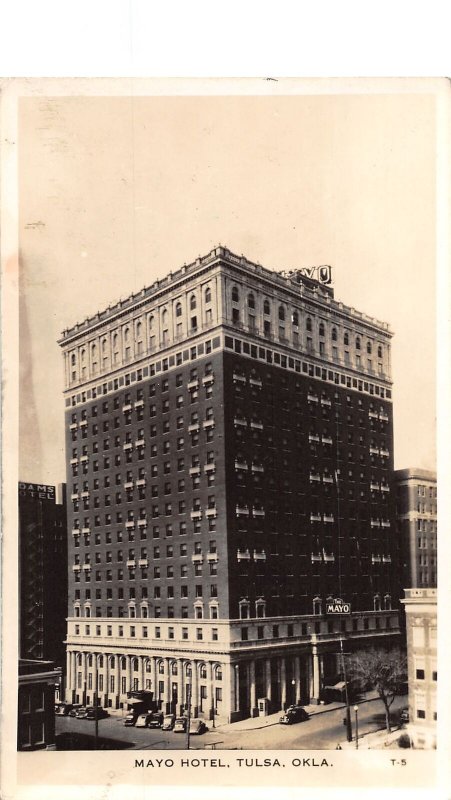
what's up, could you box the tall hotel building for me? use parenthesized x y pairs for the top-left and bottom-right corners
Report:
(60, 247), (401, 722)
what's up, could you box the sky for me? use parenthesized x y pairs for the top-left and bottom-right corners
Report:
(17, 85), (437, 486)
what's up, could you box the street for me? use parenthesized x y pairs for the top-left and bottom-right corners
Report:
(219, 695), (407, 750)
(55, 695), (407, 751)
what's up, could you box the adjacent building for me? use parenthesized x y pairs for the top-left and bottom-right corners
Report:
(19, 482), (68, 668)
(18, 659), (62, 751)
(401, 588), (437, 748)
(59, 246), (401, 722)
(395, 469), (437, 589)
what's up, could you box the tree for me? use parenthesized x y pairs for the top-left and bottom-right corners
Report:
(346, 647), (407, 732)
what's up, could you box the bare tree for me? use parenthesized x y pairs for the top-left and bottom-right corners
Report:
(347, 648), (407, 732)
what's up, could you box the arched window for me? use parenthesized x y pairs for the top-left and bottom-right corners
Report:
(71, 353), (76, 365)
(81, 349), (86, 363)
(278, 305), (285, 321)
(319, 322), (325, 337)
(292, 310), (299, 327)
(367, 341), (372, 354)
(162, 309), (168, 324)
(199, 664), (207, 680)
(331, 327), (337, 341)
(263, 299), (271, 315)
(88, 655), (93, 667)
(98, 655), (104, 668)
(148, 315), (154, 330)
(355, 336), (361, 350)
(91, 343), (97, 356)
(189, 294), (196, 310)
(344, 331), (349, 345)
(313, 596), (322, 615)
(231, 286), (239, 303)
(145, 659), (151, 673)
(306, 317), (312, 332)
(171, 662), (178, 676)
(384, 593), (392, 610)
(77, 654), (82, 666)
(175, 302), (182, 317)
(214, 665), (222, 681)
(110, 656), (115, 668)
(124, 328), (129, 343)
(136, 322), (142, 338)
(121, 657), (127, 670)
(248, 293), (255, 309)
(373, 594), (382, 611)
(205, 287), (212, 304)
(158, 661), (165, 674)
(377, 345), (383, 359)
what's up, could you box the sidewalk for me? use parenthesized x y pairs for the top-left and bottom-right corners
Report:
(214, 690), (380, 733)
(338, 725), (405, 750)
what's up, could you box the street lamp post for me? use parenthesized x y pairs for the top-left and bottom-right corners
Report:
(291, 679), (296, 706)
(354, 705), (359, 749)
(339, 637), (352, 743)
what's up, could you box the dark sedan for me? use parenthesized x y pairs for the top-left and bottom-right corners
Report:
(279, 706), (309, 725)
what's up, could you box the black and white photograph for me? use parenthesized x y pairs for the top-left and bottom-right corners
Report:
(2, 75), (447, 797)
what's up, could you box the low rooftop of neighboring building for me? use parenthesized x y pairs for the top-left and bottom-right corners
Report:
(19, 659), (58, 675)
(394, 468), (437, 482)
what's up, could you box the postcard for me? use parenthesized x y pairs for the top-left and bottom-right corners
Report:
(1, 76), (449, 800)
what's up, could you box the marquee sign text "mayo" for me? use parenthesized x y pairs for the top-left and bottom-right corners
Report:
(285, 265), (333, 286)
(326, 601), (351, 614)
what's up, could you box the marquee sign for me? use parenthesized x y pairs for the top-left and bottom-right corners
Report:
(326, 599), (351, 614)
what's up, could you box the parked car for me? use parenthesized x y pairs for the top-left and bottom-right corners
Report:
(400, 709), (410, 724)
(68, 704), (84, 717)
(55, 702), (73, 716)
(124, 712), (138, 726)
(135, 712), (154, 728)
(279, 706), (309, 725)
(189, 718), (208, 735)
(173, 716), (187, 733)
(74, 706), (89, 719)
(147, 712), (164, 729)
(85, 706), (109, 720)
(161, 714), (176, 731)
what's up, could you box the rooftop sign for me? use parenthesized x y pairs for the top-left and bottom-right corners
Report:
(19, 483), (55, 501)
(286, 265), (333, 285)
